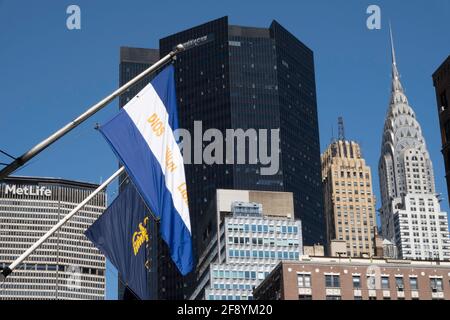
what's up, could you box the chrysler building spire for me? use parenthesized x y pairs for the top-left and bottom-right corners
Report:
(378, 27), (450, 261)
(389, 24), (404, 94)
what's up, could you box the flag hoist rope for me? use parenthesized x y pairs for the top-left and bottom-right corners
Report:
(0, 44), (185, 181)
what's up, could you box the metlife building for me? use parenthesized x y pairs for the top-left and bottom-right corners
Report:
(0, 176), (106, 300)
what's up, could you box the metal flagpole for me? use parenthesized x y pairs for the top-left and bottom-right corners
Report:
(0, 44), (185, 181)
(0, 166), (125, 280)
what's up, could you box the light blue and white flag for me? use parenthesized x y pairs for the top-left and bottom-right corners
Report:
(99, 65), (193, 276)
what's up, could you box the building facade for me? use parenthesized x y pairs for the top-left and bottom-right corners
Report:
(321, 135), (377, 257)
(190, 189), (302, 300)
(254, 258), (450, 300)
(432, 55), (450, 206)
(0, 177), (106, 300)
(378, 30), (450, 261)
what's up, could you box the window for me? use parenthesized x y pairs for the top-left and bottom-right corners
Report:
(326, 295), (342, 300)
(395, 277), (404, 291)
(430, 278), (443, 292)
(297, 274), (311, 288)
(299, 295), (312, 300)
(381, 277), (390, 290)
(409, 277), (418, 291)
(352, 276), (361, 289)
(325, 275), (340, 288)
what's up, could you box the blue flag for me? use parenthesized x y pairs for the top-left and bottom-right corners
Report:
(85, 182), (151, 300)
(99, 65), (194, 276)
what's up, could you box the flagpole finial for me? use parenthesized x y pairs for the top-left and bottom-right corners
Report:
(175, 44), (185, 53)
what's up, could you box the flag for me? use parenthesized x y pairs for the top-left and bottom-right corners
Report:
(99, 65), (194, 276)
(85, 182), (152, 300)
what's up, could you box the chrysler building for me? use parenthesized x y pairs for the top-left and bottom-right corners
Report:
(378, 28), (450, 261)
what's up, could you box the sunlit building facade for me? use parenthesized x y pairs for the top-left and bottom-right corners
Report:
(190, 189), (302, 300)
(322, 137), (377, 257)
(0, 177), (106, 300)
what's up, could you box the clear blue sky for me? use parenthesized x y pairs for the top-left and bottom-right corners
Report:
(1, 0), (449, 300)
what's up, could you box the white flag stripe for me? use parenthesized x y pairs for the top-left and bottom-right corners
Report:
(124, 83), (191, 233)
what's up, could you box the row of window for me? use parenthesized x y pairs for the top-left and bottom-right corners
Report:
(297, 273), (445, 292)
(335, 181), (371, 188)
(228, 236), (300, 247)
(228, 249), (300, 260)
(334, 171), (370, 180)
(335, 197), (372, 203)
(212, 269), (269, 281)
(212, 283), (254, 291)
(207, 294), (253, 301)
(227, 223), (299, 235)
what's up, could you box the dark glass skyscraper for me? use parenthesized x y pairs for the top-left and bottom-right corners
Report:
(120, 16), (324, 299)
(160, 17), (325, 256)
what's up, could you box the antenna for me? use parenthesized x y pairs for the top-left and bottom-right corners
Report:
(338, 117), (345, 141)
(389, 21), (397, 66)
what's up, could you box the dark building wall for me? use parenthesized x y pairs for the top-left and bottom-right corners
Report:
(433, 56), (450, 206)
(270, 21), (325, 246)
(228, 26), (284, 190)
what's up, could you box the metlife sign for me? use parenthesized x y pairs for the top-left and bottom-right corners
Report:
(3, 184), (52, 197)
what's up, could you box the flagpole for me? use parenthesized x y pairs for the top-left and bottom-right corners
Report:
(0, 166), (125, 280)
(0, 44), (185, 181)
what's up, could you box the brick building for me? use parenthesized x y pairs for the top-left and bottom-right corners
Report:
(254, 257), (450, 300)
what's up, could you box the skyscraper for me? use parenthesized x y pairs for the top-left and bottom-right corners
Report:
(0, 177), (106, 300)
(432, 56), (450, 205)
(321, 119), (377, 257)
(378, 29), (450, 261)
(159, 17), (325, 260)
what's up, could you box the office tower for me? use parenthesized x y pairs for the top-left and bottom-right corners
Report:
(159, 16), (325, 261)
(0, 177), (106, 300)
(118, 48), (185, 300)
(432, 56), (450, 205)
(378, 30), (450, 261)
(190, 189), (302, 300)
(254, 258), (450, 300)
(321, 118), (377, 257)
